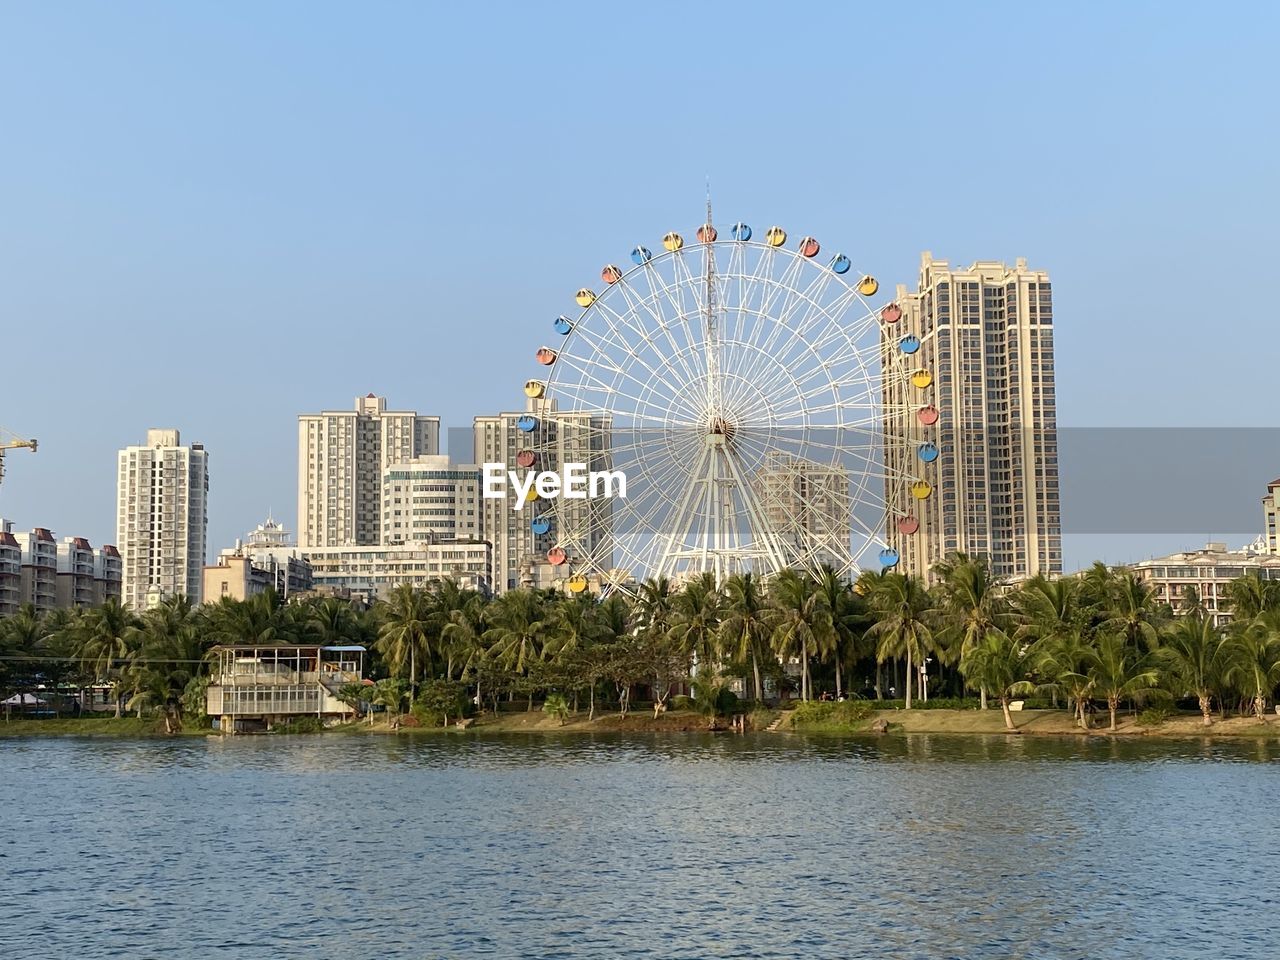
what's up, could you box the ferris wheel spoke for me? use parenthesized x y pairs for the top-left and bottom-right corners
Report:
(589, 287), (706, 404)
(609, 273), (706, 394)
(570, 299), (700, 414)
(549, 356), (700, 428)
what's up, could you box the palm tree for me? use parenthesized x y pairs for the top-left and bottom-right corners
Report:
(959, 631), (1036, 730)
(933, 554), (1008, 708)
(307, 596), (358, 646)
(814, 566), (870, 701)
(0, 603), (48, 695)
(428, 579), (483, 679)
(1228, 612), (1280, 720)
(204, 590), (285, 646)
(546, 593), (604, 666)
(442, 593), (489, 694)
(1158, 614), (1227, 725)
(1033, 629), (1097, 728)
(1222, 575), (1280, 621)
(719, 572), (771, 703)
(483, 589), (549, 708)
(669, 573), (723, 674)
(769, 570), (829, 702)
(376, 583), (434, 696)
(1177, 584), (1206, 618)
(74, 598), (140, 717)
(123, 597), (204, 729)
(1103, 571), (1165, 651)
(633, 577), (675, 637)
(1012, 575), (1086, 711)
(1087, 631), (1161, 731)
(864, 572), (934, 708)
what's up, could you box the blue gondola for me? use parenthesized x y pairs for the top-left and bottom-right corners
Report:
(878, 548), (900, 567)
(553, 316), (572, 335)
(732, 222), (752, 241)
(516, 415), (538, 433)
(631, 246), (652, 265)
(899, 335), (921, 355)
(830, 254), (851, 274)
(531, 516), (551, 535)
(917, 442), (939, 463)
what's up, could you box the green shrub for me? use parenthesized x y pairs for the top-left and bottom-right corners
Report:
(789, 700), (875, 729)
(543, 693), (571, 724)
(671, 695), (695, 711)
(1136, 705), (1172, 727)
(747, 707), (778, 731)
(271, 716), (324, 734)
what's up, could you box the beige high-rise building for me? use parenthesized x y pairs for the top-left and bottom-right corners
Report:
(116, 428), (209, 607)
(884, 254), (1061, 582)
(297, 395), (440, 547)
(474, 398), (611, 593)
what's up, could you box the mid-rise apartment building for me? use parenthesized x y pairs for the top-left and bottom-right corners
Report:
(381, 455), (481, 545)
(304, 540), (492, 596)
(0, 520), (122, 616)
(116, 428), (209, 608)
(1129, 540), (1280, 627)
(884, 253), (1061, 582)
(297, 395), (439, 548)
(474, 398), (611, 592)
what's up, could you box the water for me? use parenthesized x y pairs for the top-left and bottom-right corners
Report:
(1, 732), (1276, 959)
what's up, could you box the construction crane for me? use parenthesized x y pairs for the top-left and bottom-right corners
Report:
(0, 427), (38, 489)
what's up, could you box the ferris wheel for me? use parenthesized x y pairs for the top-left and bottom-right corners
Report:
(518, 208), (933, 593)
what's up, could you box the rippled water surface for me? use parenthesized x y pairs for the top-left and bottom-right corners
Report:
(2, 732), (1277, 958)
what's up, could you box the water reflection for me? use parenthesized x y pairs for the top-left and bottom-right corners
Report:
(1, 733), (1277, 959)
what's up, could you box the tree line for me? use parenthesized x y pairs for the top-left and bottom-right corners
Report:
(3, 556), (1280, 730)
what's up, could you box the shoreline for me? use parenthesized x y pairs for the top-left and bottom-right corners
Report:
(3, 708), (1279, 741)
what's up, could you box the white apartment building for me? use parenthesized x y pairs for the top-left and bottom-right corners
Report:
(382, 455), (481, 545)
(116, 428), (209, 608)
(304, 540), (492, 596)
(1129, 540), (1280, 626)
(474, 398), (612, 593)
(884, 253), (1061, 582)
(297, 395), (440, 548)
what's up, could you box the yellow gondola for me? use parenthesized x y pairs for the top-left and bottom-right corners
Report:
(911, 369), (933, 389)
(662, 231), (684, 251)
(911, 480), (933, 500)
(524, 380), (545, 399)
(765, 226), (787, 247)
(858, 276), (879, 296)
(575, 288), (596, 307)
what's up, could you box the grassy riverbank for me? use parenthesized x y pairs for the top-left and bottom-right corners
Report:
(4, 707), (1278, 739)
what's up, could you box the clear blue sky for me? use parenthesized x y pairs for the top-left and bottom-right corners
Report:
(1, 1), (1276, 570)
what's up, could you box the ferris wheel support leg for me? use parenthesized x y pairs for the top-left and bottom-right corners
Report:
(654, 440), (712, 581)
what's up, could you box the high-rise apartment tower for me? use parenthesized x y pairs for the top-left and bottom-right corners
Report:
(116, 428), (209, 607)
(297, 395), (440, 547)
(884, 254), (1061, 581)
